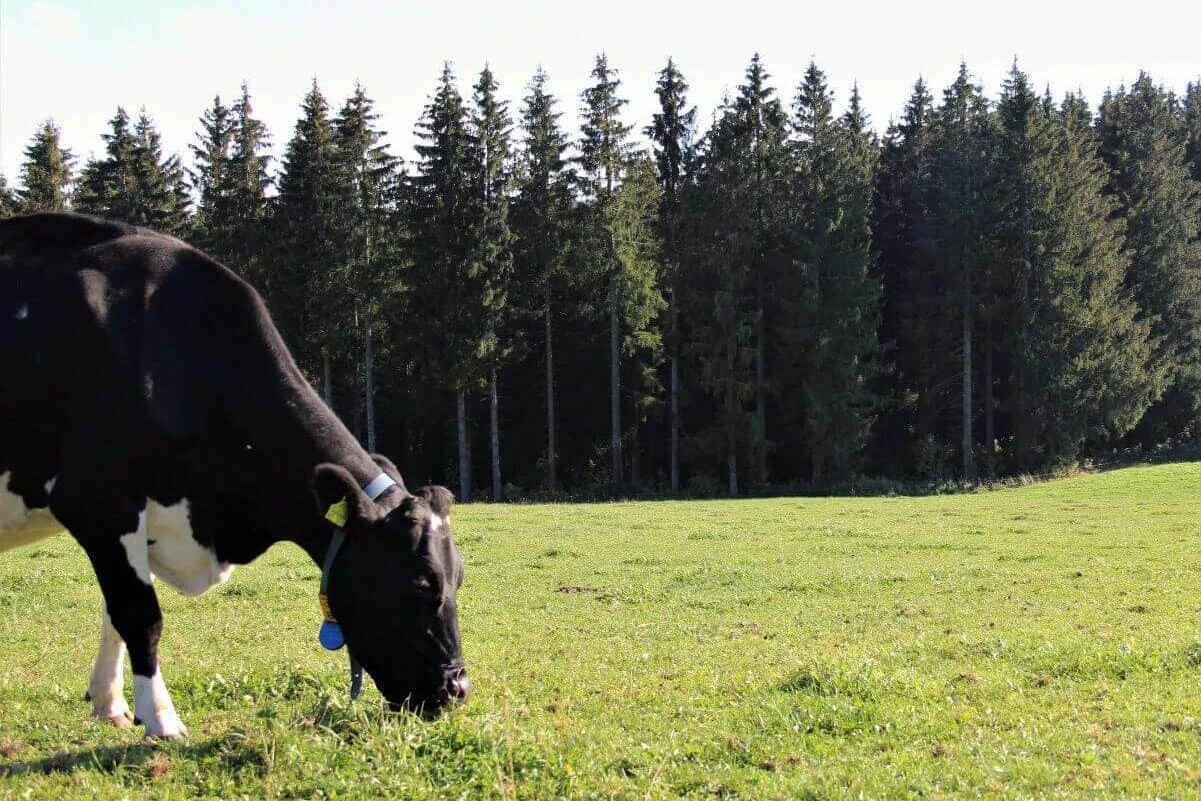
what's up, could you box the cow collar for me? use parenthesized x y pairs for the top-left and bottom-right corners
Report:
(318, 471), (397, 701)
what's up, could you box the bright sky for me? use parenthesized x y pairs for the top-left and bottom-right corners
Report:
(2, 0), (1198, 184)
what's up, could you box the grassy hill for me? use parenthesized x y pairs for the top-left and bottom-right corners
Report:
(2, 463), (1200, 798)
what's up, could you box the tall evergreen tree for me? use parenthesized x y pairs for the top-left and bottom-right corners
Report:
(1097, 74), (1201, 445)
(684, 99), (758, 495)
(734, 54), (790, 485)
(274, 81), (344, 395)
(927, 64), (993, 478)
(226, 84), (273, 287)
(1183, 82), (1201, 184)
(471, 66), (515, 501)
(579, 54), (634, 484)
(785, 64), (882, 486)
(76, 107), (188, 233)
(646, 57), (697, 492)
(512, 68), (573, 491)
(189, 95), (235, 258)
(873, 79), (939, 474)
(992, 67), (1154, 468)
(334, 82), (402, 452)
(0, 175), (15, 218)
(17, 120), (76, 213)
(411, 64), (492, 500)
(132, 112), (190, 235)
(76, 107), (140, 221)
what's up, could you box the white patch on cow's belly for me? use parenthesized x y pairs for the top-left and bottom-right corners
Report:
(0, 471), (65, 553)
(146, 500), (233, 596)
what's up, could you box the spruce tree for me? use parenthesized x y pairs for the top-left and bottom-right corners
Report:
(1183, 82), (1201, 183)
(927, 64), (993, 478)
(645, 57), (697, 492)
(735, 54), (790, 486)
(992, 67), (1154, 468)
(189, 95), (235, 258)
(684, 100), (757, 496)
(0, 175), (15, 218)
(873, 79), (938, 475)
(274, 81), (344, 394)
(579, 54), (634, 485)
(76, 107), (140, 221)
(227, 84), (273, 288)
(17, 119), (76, 213)
(1097, 74), (1201, 444)
(76, 107), (188, 233)
(411, 63), (490, 500)
(334, 82), (402, 452)
(785, 63), (882, 486)
(471, 66), (515, 501)
(610, 155), (666, 486)
(132, 112), (190, 236)
(511, 68), (572, 491)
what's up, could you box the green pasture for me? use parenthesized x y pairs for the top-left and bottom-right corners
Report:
(2, 463), (1200, 799)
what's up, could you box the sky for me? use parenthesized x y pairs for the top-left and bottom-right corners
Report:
(2, 0), (1199, 184)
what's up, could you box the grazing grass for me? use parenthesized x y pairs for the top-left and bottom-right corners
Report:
(2, 463), (1201, 799)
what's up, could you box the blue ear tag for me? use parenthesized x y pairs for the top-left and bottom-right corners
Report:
(319, 619), (345, 650)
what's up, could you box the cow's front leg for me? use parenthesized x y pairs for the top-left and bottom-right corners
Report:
(75, 510), (187, 739)
(86, 610), (133, 728)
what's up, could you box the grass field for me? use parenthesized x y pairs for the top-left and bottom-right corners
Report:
(1, 463), (1200, 799)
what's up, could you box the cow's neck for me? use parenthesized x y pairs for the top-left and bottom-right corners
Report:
(243, 364), (380, 565)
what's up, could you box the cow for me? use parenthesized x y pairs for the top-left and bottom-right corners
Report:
(0, 212), (469, 738)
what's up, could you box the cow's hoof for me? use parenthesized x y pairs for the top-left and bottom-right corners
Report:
(101, 711), (134, 729)
(140, 712), (188, 740)
(90, 696), (134, 728)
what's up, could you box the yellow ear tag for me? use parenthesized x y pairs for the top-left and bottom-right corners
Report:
(325, 500), (348, 527)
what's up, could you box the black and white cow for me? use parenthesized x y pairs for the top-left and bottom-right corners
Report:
(0, 213), (469, 738)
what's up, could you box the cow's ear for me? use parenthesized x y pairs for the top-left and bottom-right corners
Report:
(312, 464), (377, 525)
(417, 485), (455, 518)
(369, 454), (406, 489)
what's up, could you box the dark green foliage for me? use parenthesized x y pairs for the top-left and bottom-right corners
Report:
(76, 107), (189, 234)
(1097, 74), (1201, 445)
(0, 174), (16, 217)
(509, 69), (574, 490)
(225, 84), (274, 288)
(44, 57), (1200, 495)
(17, 120), (75, 213)
(782, 64), (882, 486)
(333, 82), (403, 449)
(273, 81), (343, 381)
(646, 58), (697, 492)
(991, 67), (1154, 468)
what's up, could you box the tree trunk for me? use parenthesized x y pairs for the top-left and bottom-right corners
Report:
(545, 302), (557, 492)
(984, 319), (995, 478)
(322, 352), (333, 409)
(364, 306), (376, 452)
(670, 288), (680, 493)
(754, 278), (767, 485)
(457, 390), (471, 502)
(610, 285), (622, 485)
(726, 336), (738, 498)
(962, 269), (976, 480)
(490, 368), (501, 502)
(630, 422), (641, 488)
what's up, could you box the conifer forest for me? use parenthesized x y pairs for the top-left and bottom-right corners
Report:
(5, 57), (1200, 500)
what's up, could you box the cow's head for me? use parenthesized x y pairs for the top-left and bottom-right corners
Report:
(312, 460), (469, 714)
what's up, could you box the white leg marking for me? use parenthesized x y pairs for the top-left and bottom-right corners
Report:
(88, 612), (132, 727)
(119, 511), (152, 584)
(15, 304), (29, 320)
(134, 670), (187, 739)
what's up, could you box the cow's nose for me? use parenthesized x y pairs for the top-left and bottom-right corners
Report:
(447, 673), (472, 702)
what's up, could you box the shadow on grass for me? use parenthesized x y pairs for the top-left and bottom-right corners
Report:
(1, 733), (266, 778)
